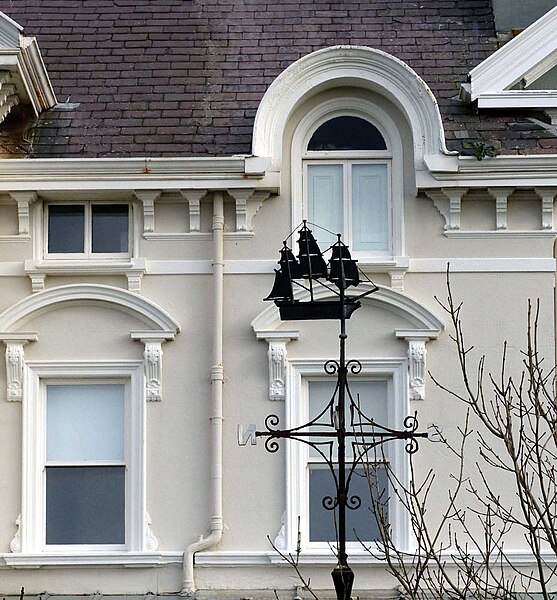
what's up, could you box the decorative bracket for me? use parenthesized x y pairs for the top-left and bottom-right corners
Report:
(9, 192), (38, 236)
(0, 333), (39, 401)
(425, 188), (468, 231)
(227, 189), (271, 232)
(255, 330), (300, 401)
(395, 329), (439, 401)
(135, 190), (162, 234)
(180, 189), (207, 232)
(534, 188), (557, 230)
(488, 187), (514, 230)
(131, 331), (176, 401)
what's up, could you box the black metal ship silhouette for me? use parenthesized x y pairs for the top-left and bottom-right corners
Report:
(264, 221), (378, 320)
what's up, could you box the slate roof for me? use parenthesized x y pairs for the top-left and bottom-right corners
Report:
(0, 0), (555, 159)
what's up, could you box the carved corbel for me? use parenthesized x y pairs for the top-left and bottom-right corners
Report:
(395, 329), (439, 401)
(9, 192), (38, 235)
(425, 188), (467, 231)
(256, 330), (300, 401)
(227, 189), (271, 232)
(0, 333), (39, 402)
(131, 331), (176, 401)
(534, 188), (557, 230)
(134, 190), (162, 234)
(180, 190), (207, 232)
(488, 187), (514, 230)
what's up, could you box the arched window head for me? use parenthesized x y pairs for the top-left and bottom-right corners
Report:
(307, 116), (387, 151)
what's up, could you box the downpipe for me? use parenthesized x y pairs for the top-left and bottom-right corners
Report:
(182, 192), (225, 595)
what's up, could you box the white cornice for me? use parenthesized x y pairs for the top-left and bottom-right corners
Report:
(467, 6), (557, 109)
(0, 12), (56, 115)
(0, 157), (280, 192)
(418, 155), (557, 188)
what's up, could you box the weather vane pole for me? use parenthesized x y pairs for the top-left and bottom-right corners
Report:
(240, 221), (439, 600)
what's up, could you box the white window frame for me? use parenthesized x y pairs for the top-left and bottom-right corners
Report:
(44, 201), (133, 260)
(286, 358), (409, 554)
(291, 98), (405, 266)
(20, 360), (145, 554)
(303, 158), (392, 257)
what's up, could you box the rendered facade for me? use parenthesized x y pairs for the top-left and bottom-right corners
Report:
(0, 1), (555, 597)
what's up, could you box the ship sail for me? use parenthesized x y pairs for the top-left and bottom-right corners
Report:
(264, 269), (294, 301)
(297, 225), (328, 279)
(328, 240), (359, 289)
(279, 243), (302, 279)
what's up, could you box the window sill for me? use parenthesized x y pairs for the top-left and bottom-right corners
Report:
(193, 550), (388, 567)
(24, 258), (147, 293)
(2, 550), (183, 569)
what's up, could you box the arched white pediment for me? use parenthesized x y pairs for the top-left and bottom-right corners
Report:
(251, 283), (444, 335)
(252, 45), (453, 171)
(0, 284), (180, 334)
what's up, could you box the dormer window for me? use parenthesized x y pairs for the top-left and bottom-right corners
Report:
(46, 203), (130, 258)
(303, 116), (392, 256)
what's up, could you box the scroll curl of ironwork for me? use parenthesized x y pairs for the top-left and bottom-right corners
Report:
(322, 495), (338, 511)
(405, 437), (420, 454)
(264, 436), (281, 453)
(265, 413), (281, 431)
(346, 494), (362, 511)
(324, 359), (340, 375)
(346, 359), (362, 375)
(403, 412), (419, 433)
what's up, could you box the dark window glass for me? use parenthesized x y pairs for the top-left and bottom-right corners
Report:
(46, 466), (125, 545)
(307, 117), (387, 151)
(92, 204), (129, 253)
(48, 205), (85, 253)
(309, 464), (388, 542)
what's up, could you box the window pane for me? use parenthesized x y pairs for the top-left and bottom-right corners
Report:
(92, 204), (129, 253)
(307, 164), (343, 247)
(308, 117), (387, 151)
(48, 205), (85, 253)
(47, 384), (124, 462)
(308, 380), (389, 460)
(46, 466), (125, 545)
(351, 164), (389, 252)
(309, 464), (388, 542)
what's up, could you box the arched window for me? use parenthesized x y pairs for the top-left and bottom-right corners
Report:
(292, 97), (403, 264)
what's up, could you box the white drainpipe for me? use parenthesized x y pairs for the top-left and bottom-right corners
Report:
(182, 192), (225, 595)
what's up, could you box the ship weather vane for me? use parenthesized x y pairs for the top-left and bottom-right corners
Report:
(240, 221), (441, 600)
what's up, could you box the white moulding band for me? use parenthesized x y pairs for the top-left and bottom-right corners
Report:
(395, 329), (440, 401)
(131, 331), (176, 402)
(0, 333), (38, 402)
(255, 330), (300, 402)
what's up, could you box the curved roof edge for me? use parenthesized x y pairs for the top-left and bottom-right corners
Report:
(252, 45), (454, 171)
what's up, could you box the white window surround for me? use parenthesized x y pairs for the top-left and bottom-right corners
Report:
(283, 358), (409, 554)
(292, 100), (405, 267)
(16, 361), (146, 557)
(252, 45), (454, 175)
(463, 5), (557, 111)
(26, 199), (144, 293)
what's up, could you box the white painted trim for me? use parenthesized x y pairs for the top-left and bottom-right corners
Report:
(291, 98), (404, 262)
(193, 549), (557, 567)
(468, 6), (557, 106)
(251, 283), (444, 332)
(0, 157), (280, 193)
(409, 258), (556, 272)
(1, 551), (183, 568)
(19, 361), (145, 554)
(252, 45), (453, 171)
(0, 284), (180, 333)
(285, 358), (410, 553)
(443, 230), (557, 239)
(143, 232), (255, 241)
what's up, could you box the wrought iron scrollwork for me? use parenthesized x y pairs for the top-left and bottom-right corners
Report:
(322, 495), (338, 511)
(324, 359), (340, 375)
(346, 494), (361, 511)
